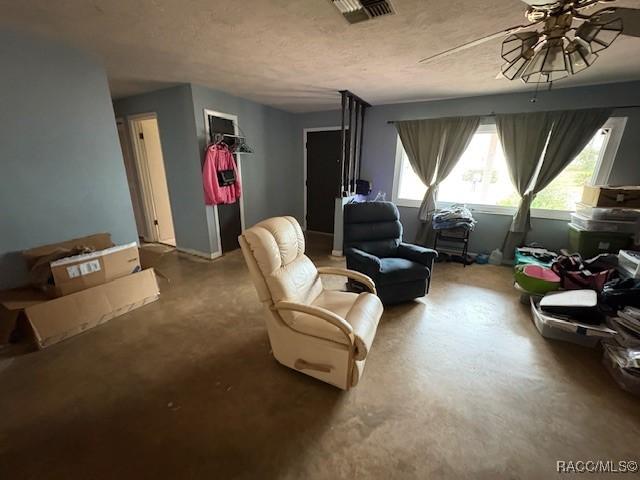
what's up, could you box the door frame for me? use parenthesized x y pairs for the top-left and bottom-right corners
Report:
(303, 126), (345, 231)
(116, 116), (146, 239)
(127, 112), (170, 244)
(203, 109), (246, 256)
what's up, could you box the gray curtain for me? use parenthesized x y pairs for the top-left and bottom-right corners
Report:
(499, 108), (612, 257)
(396, 116), (480, 245)
(396, 119), (443, 223)
(496, 112), (556, 236)
(534, 108), (612, 195)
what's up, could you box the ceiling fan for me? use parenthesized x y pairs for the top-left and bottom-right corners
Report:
(419, 0), (640, 84)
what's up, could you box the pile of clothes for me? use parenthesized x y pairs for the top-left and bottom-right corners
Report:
(432, 204), (476, 231)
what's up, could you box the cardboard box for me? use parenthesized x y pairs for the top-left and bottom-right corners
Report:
(0, 288), (48, 344)
(0, 269), (159, 348)
(581, 186), (640, 208)
(50, 242), (141, 296)
(22, 233), (114, 292)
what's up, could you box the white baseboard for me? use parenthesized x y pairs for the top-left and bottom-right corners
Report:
(331, 249), (344, 257)
(177, 247), (222, 260)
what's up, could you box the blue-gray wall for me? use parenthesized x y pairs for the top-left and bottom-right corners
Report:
(113, 85), (206, 253)
(114, 84), (299, 255)
(295, 81), (640, 254)
(0, 30), (138, 289)
(190, 84), (299, 252)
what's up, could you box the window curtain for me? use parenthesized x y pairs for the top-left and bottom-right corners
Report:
(496, 112), (556, 240)
(396, 116), (480, 245)
(535, 108), (612, 195)
(498, 108), (612, 257)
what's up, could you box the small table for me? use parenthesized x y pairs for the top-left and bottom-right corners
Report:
(433, 227), (471, 267)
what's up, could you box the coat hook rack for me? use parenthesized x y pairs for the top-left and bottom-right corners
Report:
(208, 115), (254, 154)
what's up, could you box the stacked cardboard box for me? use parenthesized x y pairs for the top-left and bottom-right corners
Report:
(0, 233), (159, 349)
(568, 186), (640, 258)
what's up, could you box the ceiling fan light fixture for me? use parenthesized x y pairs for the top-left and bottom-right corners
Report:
(566, 39), (598, 73)
(502, 55), (532, 80)
(416, 0), (636, 85)
(501, 31), (540, 63)
(520, 40), (570, 83)
(575, 14), (623, 52)
(500, 31), (540, 80)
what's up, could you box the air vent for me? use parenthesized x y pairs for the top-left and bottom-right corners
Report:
(331, 0), (395, 24)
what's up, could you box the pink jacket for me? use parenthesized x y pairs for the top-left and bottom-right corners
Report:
(202, 144), (242, 205)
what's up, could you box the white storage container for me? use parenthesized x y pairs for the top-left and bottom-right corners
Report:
(575, 202), (640, 222)
(618, 250), (640, 279)
(570, 212), (639, 234)
(529, 298), (602, 348)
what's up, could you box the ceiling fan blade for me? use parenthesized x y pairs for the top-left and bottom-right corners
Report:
(418, 25), (532, 64)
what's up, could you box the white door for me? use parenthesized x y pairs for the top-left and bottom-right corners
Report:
(131, 116), (176, 246)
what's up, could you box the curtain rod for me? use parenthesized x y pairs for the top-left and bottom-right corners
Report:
(386, 104), (640, 124)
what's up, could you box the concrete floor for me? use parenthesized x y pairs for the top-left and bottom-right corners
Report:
(1, 235), (638, 479)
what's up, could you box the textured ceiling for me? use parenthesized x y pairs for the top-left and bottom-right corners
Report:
(2, 0), (640, 112)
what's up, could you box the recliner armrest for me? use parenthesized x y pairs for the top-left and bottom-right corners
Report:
(398, 242), (438, 267)
(274, 301), (354, 344)
(345, 247), (381, 270)
(317, 267), (377, 295)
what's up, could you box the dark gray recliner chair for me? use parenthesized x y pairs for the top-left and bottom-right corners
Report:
(343, 201), (437, 305)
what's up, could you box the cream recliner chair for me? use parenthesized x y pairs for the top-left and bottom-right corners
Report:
(239, 216), (383, 390)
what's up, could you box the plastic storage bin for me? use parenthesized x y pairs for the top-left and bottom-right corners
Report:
(575, 202), (640, 222)
(568, 223), (631, 258)
(570, 212), (639, 234)
(529, 298), (601, 348)
(618, 250), (640, 279)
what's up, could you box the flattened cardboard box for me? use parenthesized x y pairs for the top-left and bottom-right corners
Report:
(0, 288), (48, 344)
(50, 242), (141, 296)
(0, 269), (159, 348)
(581, 186), (640, 208)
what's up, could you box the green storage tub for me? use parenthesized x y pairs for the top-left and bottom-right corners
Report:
(568, 223), (632, 258)
(514, 264), (561, 295)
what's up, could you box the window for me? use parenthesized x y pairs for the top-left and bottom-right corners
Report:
(436, 124), (516, 207)
(392, 117), (626, 218)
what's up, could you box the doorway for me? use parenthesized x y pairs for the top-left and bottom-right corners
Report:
(203, 109), (244, 254)
(128, 114), (176, 247)
(304, 128), (346, 234)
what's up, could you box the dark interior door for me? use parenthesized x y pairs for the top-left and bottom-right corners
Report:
(306, 130), (345, 234)
(209, 116), (242, 253)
